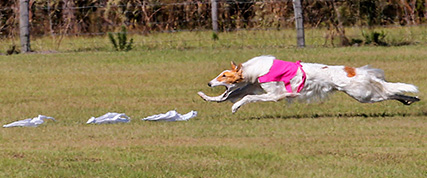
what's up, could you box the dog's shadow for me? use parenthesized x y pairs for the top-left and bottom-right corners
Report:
(246, 111), (426, 120)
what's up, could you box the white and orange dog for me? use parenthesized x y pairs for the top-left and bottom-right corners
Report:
(198, 55), (420, 113)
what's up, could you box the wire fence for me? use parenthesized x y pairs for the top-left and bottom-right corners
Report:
(1, 0), (427, 53)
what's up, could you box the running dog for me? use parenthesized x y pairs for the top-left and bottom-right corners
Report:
(198, 55), (420, 113)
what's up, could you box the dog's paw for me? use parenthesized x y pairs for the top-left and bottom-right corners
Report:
(197, 91), (204, 96)
(231, 104), (240, 114)
(197, 91), (206, 97)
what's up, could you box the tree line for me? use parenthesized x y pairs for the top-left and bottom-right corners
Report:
(0, 0), (426, 38)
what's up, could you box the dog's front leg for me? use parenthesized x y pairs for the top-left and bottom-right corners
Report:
(231, 82), (299, 113)
(198, 91), (228, 102)
(231, 92), (298, 113)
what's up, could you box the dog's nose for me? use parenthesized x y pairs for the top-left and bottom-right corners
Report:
(208, 82), (212, 87)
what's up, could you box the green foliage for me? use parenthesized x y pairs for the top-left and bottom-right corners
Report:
(349, 28), (418, 47)
(212, 32), (219, 41)
(108, 26), (133, 51)
(362, 30), (388, 46)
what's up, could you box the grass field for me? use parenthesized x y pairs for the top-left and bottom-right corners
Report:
(0, 30), (426, 177)
(2, 25), (427, 53)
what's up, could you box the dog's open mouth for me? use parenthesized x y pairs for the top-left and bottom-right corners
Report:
(198, 83), (241, 102)
(216, 83), (250, 100)
(209, 85), (233, 100)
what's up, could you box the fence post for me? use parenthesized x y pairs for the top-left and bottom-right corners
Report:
(293, 0), (305, 48)
(19, 0), (31, 53)
(211, 0), (218, 33)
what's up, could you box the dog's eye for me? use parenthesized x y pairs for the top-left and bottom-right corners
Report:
(222, 74), (226, 77)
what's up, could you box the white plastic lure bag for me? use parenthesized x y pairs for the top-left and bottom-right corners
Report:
(142, 110), (197, 121)
(3, 115), (55, 128)
(87, 112), (130, 124)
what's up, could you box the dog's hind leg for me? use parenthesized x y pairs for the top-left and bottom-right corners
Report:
(338, 70), (419, 104)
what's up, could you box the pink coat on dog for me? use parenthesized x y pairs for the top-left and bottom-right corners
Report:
(258, 60), (306, 93)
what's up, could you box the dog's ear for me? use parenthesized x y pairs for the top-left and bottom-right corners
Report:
(236, 63), (243, 74)
(231, 61), (238, 70)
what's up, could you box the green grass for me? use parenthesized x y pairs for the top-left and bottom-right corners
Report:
(1, 25), (427, 53)
(0, 30), (426, 177)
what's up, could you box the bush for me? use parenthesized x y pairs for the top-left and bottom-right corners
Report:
(362, 30), (388, 46)
(108, 26), (134, 51)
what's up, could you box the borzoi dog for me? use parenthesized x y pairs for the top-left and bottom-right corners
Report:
(198, 55), (420, 113)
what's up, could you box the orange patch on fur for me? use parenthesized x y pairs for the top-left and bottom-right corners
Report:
(216, 71), (243, 84)
(216, 62), (243, 84)
(344, 66), (356, 77)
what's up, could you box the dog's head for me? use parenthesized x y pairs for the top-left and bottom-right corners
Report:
(206, 61), (247, 99)
(208, 61), (244, 88)
(198, 61), (248, 102)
